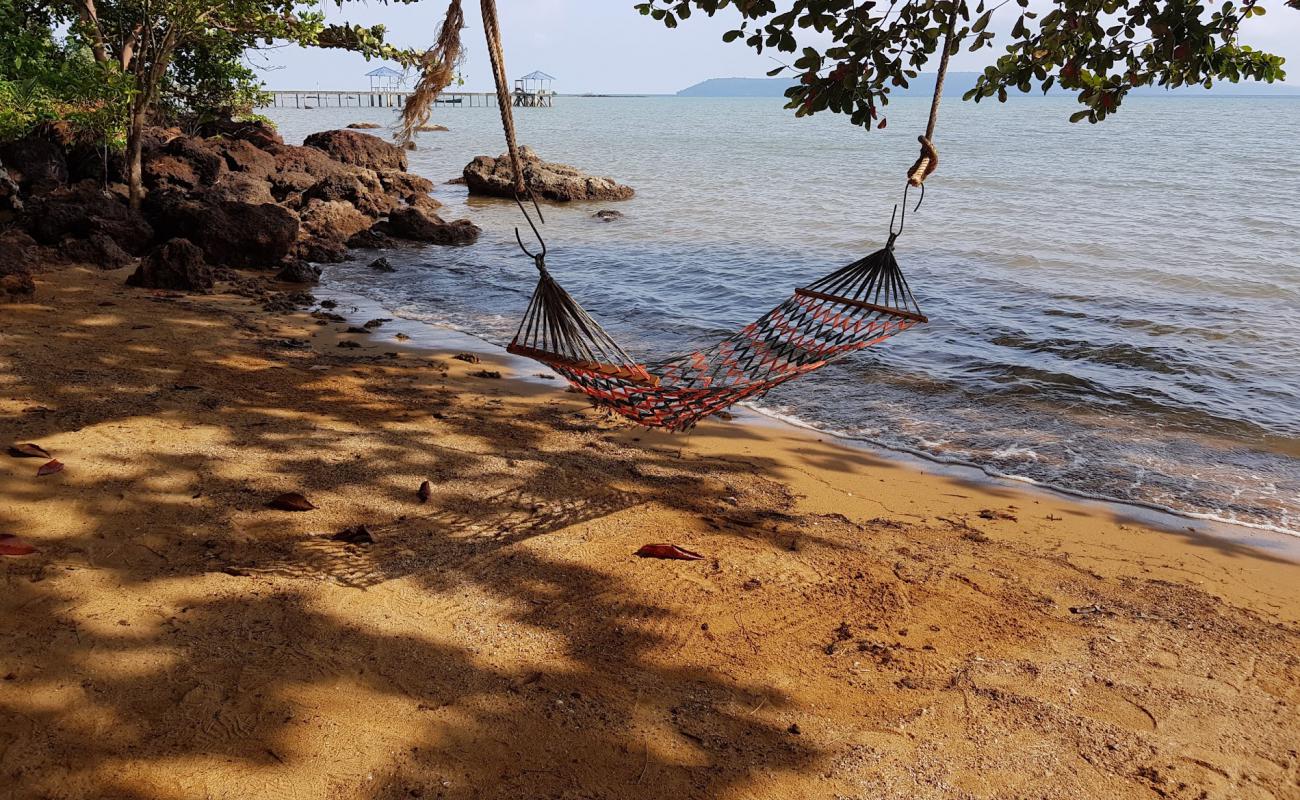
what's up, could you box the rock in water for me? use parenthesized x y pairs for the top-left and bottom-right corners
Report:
(346, 122), (383, 129)
(387, 206), (481, 246)
(303, 130), (407, 172)
(276, 260), (322, 284)
(462, 146), (634, 202)
(593, 210), (624, 221)
(126, 238), (213, 292)
(369, 256), (395, 272)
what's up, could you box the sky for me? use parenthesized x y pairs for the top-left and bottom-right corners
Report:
(253, 1), (1300, 94)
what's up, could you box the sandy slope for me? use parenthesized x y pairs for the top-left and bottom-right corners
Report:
(1, 266), (1298, 800)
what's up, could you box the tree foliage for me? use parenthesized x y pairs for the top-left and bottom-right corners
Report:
(635, 0), (1290, 129)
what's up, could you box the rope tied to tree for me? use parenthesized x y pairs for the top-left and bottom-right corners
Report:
(906, 18), (956, 188)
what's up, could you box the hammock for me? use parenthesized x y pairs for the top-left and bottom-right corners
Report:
(467, 0), (952, 431)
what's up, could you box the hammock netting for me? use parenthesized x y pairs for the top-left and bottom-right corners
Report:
(507, 243), (927, 431)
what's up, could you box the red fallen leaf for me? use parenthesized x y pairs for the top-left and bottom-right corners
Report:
(0, 534), (37, 556)
(36, 459), (64, 477)
(267, 492), (316, 511)
(634, 543), (705, 561)
(8, 443), (51, 459)
(417, 480), (432, 504)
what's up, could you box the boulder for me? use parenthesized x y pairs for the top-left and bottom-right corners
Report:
(368, 256), (395, 272)
(0, 269), (35, 298)
(197, 119), (284, 150)
(0, 133), (69, 195)
(299, 199), (372, 244)
(416, 124), (449, 132)
(24, 182), (154, 254)
(296, 238), (349, 264)
(387, 206), (480, 246)
(303, 129), (407, 172)
(150, 195), (298, 268)
(303, 172), (393, 218)
(60, 234), (135, 270)
(215, 139), (277, 180)
(276, 259), (322, 284)
(346, 122), (382, 129)
(164, 136), (227, 185)
(203, 173), (277, 205)
(462, 146), (634, 202)
(346, 226), (392, 249)
(0, 162), (22, 214)
(126, 238), (213, 292)
(0, 231), (34, 272)
(377, 170), (435, 202)
(593, 209), (623, 221)
(143, 154), (200, 191)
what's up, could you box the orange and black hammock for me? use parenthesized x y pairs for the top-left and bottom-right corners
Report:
(475, 0), (949, 431)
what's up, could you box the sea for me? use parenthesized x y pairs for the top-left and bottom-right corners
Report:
(261, 95), (1300, 538)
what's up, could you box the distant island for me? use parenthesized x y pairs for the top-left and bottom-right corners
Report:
(678, 73), (1300, 98)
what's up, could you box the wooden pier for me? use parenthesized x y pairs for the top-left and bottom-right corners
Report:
(261, 91), (554, 109)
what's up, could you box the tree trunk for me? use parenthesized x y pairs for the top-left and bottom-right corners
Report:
(126, 99), (148, 210)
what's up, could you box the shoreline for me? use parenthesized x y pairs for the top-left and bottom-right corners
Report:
(317, 281), (1300, 562)
(4, 264), (1299, 798)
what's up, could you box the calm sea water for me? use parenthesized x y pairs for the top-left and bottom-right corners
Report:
(263, 96), (1300, 536)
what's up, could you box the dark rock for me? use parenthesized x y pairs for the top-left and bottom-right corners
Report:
(268, 143), (361, 182)
(368, 257), (395, 272)
(202, 173), (276, 205)
(0, 162), (22, 214)
(303, 173), (392, 218)
(0, 231), (34, 271)
(143, 154), (200, 191)
(295, 238), (349, 264)
(593, 209), (623, 221)
(303, 129), (407, 172)
(0, 270), (35, 298)
(264, 291), (315, 312)
(24, 182), (153, 254)
(463, 146), (634, 202)
(346, 122), (382, 129)
(60, 234), (135, 270)
(387, 206), (480, 246)
(164, 136), (227, 185)
(214, 139), (277, 180)
(126, 238), (212, 292)
(197, 119), (284, 150)
(377, 170), (435, 202)
(149, 195), (298, 268)
(65, 142), (126, 185)
(415, 124), (449, 132)
(346, 226), (392, 249)
(276, 260), (322, 284)
(0, 133), (69, 195)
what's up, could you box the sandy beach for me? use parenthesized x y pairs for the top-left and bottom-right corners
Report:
(2, 264), (1298, 800)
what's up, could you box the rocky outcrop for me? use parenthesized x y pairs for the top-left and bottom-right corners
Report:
(203, 173), (277, 205)
(303, 172), (393, 218)
(0, 132), (69, 196)
(25, 182), (154, 255)
(387, 206), (480, 246)
(126, 238), (212, 292)
(215, 139), (277, 180)
(60, 233), (135, 270)
(0, 231), (34, 295)
(346, 122), (382, 129)
(150, 195), (298, 268)
(463, 146), (634, 202)
(303, 130), (406, 172)
(276, 259), (322, 284)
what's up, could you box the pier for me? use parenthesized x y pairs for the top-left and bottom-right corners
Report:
(262, 91), (509, 109)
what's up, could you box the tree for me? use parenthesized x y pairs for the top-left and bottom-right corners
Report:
(634, 0), (1289, 131)
(62, 0), (428, 207)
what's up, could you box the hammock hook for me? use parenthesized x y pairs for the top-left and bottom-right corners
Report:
(513, 190), (548, 268)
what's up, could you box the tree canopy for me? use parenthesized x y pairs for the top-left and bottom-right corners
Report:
(635, 0), (1290, 129)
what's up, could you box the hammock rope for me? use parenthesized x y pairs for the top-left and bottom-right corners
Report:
(478, 0), (952, 430)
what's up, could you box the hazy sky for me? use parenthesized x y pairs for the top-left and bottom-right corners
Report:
(254, 1), (1300, 93)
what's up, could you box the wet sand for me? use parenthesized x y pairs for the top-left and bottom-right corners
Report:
(2, 265), (1298, 799)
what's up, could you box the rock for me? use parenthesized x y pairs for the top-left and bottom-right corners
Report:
(387, 206), (480, 246)
(0, 270), (35, 298)
(347, 122), (383, 129)
(368, 256), (395, 272)
(295, 238), (349, 264)
(0, 133), (69, 195)
(299, 199), (372, 244)
(149, 195), (298, 268)
(0, 231), (33, 276)
(126, 238), (213, 292)
(65, 142), (126, 185)
(346, 226), (393, 249)
(416, 124), (449, 132)
(593, 209), (623, 221)
(24, 182), (154, 254)
(303, 172), (393, 218)
(377, 170), (435, 202)
(303, 129), (407, 172)
(214, 139), (277, 180)
(276, 260), (322, 284)
(143, 154), (200, 191)
(60, 234), (135, 270)
(163, 136), (227, 185)
(197, 118), (284, 150)
(203, 173), (276, 205)
(0, 162), (22, 214)
(463, 146), (634, 202)
(268, 143), (362, 182)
